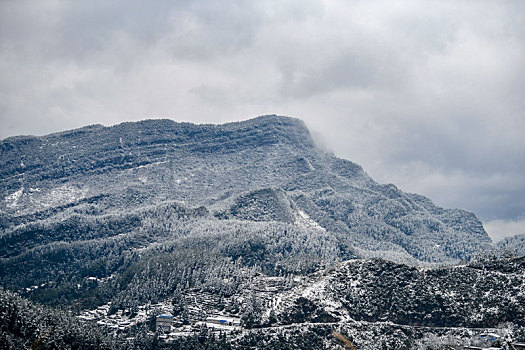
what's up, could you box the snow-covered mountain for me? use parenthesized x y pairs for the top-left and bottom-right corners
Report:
(2, 115), (519, 349)
(0, 115), (490, 264)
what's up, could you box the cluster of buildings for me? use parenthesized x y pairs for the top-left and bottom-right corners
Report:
(463, 333), (525, 350)
(155, 313), (241, 334)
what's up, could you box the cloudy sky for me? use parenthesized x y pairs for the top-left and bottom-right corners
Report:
(1, 1), (524, 241)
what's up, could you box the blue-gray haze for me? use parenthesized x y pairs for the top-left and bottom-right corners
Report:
(1, 1), (524, 240)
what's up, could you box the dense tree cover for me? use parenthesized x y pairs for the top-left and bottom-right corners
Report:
(0, 287), (118, 349)
(0, 287), (238, 349)
(2, 252), (525, 349)
(497, 233), (525, 257)
(99, 215), (355, 313)
(0, 187), (493, 313)
(1, 201), (356, 311)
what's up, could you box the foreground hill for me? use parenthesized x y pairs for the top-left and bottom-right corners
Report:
(259, 257), (525, 329)
(2, 255), (524, 349)
(233, 255), (525, 349)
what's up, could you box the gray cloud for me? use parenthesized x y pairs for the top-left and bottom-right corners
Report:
(1, 1), (524, 239)
(484, 218), (525, 242)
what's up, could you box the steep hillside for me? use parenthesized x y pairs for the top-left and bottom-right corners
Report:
(0, 116), (494, 309)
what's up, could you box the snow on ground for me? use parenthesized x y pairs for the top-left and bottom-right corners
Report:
(5, 187), (24, 208)
(134, 160), (168, 170)
(43, 185), (88, 209)
(301, 277), (327, 299)
(77, 289), (242, 338)
(196, 321), (241, 332)
(293, 209), (325, 231)
(80, 301), (160, 332)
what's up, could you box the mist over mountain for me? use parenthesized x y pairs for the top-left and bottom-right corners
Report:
(2, 115), (520, 349)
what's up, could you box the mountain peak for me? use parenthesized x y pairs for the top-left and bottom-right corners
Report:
(234, 114), (308, 128)
(1, 115), (490, 264)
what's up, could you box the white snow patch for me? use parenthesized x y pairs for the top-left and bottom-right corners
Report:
(135, 160), (168, 170)
(25, 285), (39, 292)
(349, 278), (360, 289)
(5, 187), (24, 208)
(302, 278), (327, 299)
(44, 185), (87, 208)
(293, 210), (325, 231)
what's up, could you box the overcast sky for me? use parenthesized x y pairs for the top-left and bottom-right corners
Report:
(1, 1), (524, 241)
